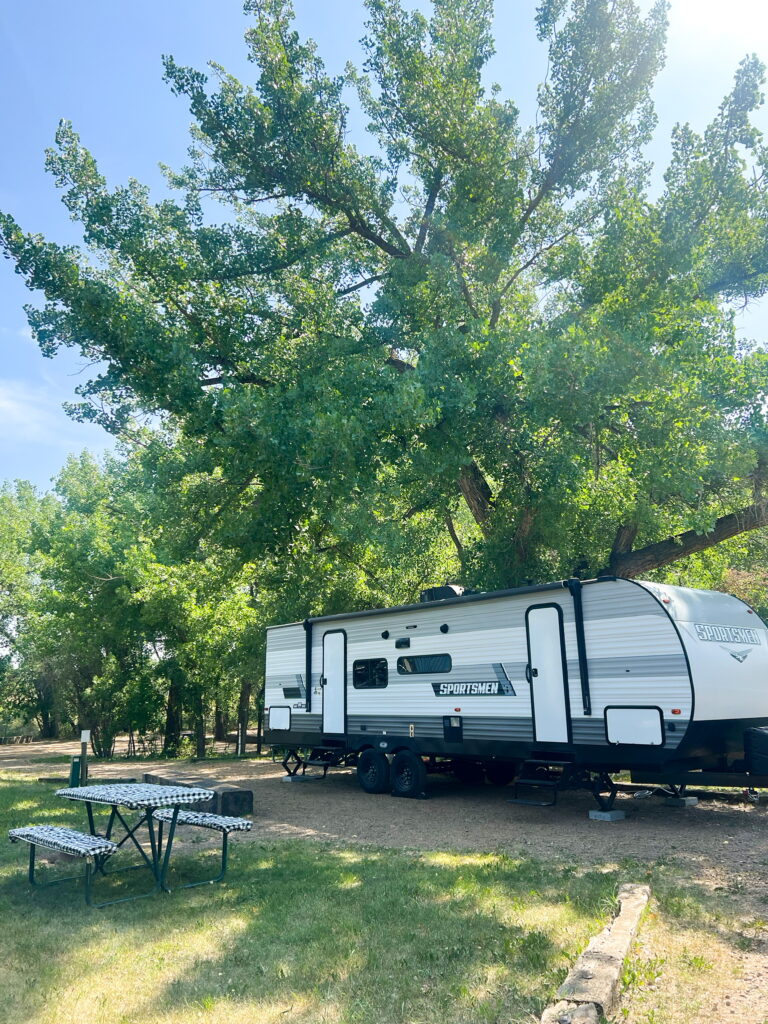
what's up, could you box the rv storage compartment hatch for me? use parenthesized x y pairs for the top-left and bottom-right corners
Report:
(268, 707), (291, 731)
(605, 706), (663, 746)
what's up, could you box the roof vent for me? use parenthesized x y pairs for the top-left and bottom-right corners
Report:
(419, 584), (465, 603)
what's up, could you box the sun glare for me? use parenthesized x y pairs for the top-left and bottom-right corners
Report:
(669, 0), (768, 47)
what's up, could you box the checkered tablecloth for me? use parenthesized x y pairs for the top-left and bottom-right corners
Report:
(55, 783), (214, 810)
(9, 825), (118, 858)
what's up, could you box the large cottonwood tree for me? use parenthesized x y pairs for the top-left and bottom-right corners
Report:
(3, 0), (768, 589)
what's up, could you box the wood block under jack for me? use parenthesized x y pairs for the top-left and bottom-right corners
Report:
(664, 795), (698, 807)
(588, 809), (625, 821)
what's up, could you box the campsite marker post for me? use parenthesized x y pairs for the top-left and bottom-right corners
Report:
(80, 730), (90, 786)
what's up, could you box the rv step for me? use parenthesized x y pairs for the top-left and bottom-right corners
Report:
(509, 779), (559, 807)
(521, 759), (574, 767)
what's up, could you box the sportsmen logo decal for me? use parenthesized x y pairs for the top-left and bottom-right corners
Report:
(431, 663), (516, 697)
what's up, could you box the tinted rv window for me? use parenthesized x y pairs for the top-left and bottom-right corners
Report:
(397, 654), (452, 674)
(352, 658), (388, 689)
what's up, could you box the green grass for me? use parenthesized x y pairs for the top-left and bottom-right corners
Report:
(2, 773), (757, 1024)
(0, 772), (621, 1024)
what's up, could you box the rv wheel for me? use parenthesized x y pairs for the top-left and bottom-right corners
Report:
(484, 762), (517, 787)
(357, 748), (391, 794)
(391, 750), (427, 798)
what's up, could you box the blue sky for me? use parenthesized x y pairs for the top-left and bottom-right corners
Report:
(1, 0), (767, 490)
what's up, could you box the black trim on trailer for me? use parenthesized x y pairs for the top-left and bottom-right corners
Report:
(566, 577), (592, 716)
(303, 619), (313, 713)
(321, 628), (347, 736)
(525, 602), (573, 746)
(603, 705), (665, 747)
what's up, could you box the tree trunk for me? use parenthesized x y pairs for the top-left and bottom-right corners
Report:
(38, 705), (59, 739)
(603, 502), (768, 578)
(458, 461), (493, 532)
(162, 666), (184, 757)
(236, 678), (252, 756)
(192, 687), (206, 759)
(610, 522), (639, 563)
(214, 703), (227, 742)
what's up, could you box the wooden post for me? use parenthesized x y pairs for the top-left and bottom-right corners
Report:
(80, 730), (90, 786)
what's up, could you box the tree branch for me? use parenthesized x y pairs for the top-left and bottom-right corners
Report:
(603, 503), (768, 578)
(200, 373), (274, 388)
(415, 171), (443, 254)
(386, 351), (415, 372)
(336, 272), (386, 297)
(445, 513), (463, 556)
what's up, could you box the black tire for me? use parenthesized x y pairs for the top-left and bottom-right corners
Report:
(452, 760), (486, 786)
(391, 749), (427, 798)
(484, 762), (518, 787)
(357, 748), (391, 794)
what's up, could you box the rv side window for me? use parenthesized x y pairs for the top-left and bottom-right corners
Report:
(397, 654), (452, 674)
(352, 658), (389, 689)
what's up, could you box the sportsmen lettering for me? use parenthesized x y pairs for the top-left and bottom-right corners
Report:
(694, 623), (760, 645)
(432, 681), (507, 696)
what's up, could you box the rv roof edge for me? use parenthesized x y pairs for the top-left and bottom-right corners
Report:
(300, 576), (617, 626)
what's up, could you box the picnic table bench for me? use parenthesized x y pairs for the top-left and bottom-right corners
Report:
(153, 809), (252, 887)
(9, 825), (119, 908)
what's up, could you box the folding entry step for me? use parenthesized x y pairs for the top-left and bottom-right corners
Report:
(508, 759), (575, 807)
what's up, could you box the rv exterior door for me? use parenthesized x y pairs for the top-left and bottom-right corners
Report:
(525, 604), (571, 744)
(321, 630), (346, 734)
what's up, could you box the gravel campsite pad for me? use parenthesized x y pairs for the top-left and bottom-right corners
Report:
(4, 740), (768, 1021)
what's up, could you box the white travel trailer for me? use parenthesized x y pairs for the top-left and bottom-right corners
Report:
(264, 577), (768, 804)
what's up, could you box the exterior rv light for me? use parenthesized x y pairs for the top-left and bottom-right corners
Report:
(671, 708), (682, 715)
(454, 707), (461, 712)
(440, 623), (449, 633)
(661, 596), (671, 604)
(381, 630), (390, 639)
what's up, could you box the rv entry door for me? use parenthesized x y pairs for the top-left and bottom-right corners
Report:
(525, 604), (570, 744)
(321, 630), (346, 734)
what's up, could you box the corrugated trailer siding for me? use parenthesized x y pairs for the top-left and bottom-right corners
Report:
(348, 715), (444, 738)
(338, 594), (541, 719)
(580, 582), (692, 725)
(298, 714), (322, 732)
(581, 584), (668, 622)
(268, 578), (693, 750)
(346, 715), (536, 742)
(570, 716), (683, 748)
(264, 622), (313, 729)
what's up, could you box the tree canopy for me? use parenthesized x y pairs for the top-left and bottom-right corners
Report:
(3, 0), (768, 594)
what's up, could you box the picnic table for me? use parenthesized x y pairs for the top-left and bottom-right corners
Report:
(55, 782), (215, 901)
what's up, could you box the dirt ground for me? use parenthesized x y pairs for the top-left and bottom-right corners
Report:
(5, 737), (765, 869)
(3, 738), (768, 1021)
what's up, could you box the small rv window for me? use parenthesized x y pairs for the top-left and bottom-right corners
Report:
(397, 654), (452, 675)
(352, 658), (389, 689)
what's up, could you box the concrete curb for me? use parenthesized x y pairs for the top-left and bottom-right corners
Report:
(540, 882), (651, 1022)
